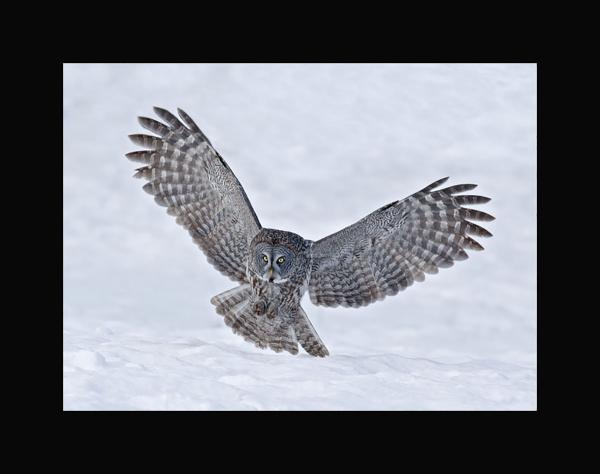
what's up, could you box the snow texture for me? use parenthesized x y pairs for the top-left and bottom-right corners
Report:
(63, 63), (536, 410)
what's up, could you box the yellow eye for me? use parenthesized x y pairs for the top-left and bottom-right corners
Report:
(262, 255), (269, 263)
(277, 257), (285, 264)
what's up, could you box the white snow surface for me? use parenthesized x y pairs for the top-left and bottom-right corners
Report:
(63, 63), (537, 410)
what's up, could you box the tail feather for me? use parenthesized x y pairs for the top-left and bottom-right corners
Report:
(210, 284), (251, 316)
(294, 306), (329, 357)
(229, 301), (269, 350)
(210, 285), (329, 357)
(261, 315), (299, 355)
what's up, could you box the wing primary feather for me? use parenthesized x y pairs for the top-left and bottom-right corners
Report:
(137, 116), (170, 137)
(128, 134), (162, 149)
(439, 183), (478, 194)
(153, 106), (186, 130)
(125, 150), (151, 163)
(461, 208), (495, 222)
(454, 195), (491, 205)
(419, 176), (450, 194)
(176, 107), (213, 146)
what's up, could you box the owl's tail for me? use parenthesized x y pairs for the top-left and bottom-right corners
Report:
(210, 284), (253, 319)
(210, 285), (329, 357)
(292, 306), (329, 357)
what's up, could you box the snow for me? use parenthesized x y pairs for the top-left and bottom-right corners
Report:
(63, 63), (537, 410)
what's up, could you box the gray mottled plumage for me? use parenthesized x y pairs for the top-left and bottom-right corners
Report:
(126, 107), (494, 357)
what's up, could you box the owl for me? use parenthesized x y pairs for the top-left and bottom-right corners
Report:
(126, 107), (494, 357)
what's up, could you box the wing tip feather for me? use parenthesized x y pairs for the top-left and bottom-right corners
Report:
(137, 116), (151, 127)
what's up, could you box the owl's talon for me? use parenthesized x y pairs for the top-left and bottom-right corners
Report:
(253, 301), (267, 315)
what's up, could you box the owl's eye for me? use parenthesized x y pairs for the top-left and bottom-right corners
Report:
(262, 255), (269, 263)
(276, 256), (285, 264)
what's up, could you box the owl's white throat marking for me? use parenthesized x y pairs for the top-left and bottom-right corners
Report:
(261, 275), (289, 284)
(250, 269), (289, 284)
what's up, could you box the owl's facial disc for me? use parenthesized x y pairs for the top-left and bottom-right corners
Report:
(255, 245), (292, 283)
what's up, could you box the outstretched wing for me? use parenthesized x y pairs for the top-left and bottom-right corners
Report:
(309, 177), (494, 308)
(126, 107), (261, 283)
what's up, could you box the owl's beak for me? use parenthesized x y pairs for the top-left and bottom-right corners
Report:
(266, 267), (274, 282)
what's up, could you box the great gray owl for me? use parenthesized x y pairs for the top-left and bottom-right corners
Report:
(126, 107), (494, 357)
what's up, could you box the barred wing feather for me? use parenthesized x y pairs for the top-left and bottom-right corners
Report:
(309, 177), (494, 308)
(125, 107), (261, 283)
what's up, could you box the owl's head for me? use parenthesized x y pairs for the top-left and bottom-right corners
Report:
(250, 228), (307, 283)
